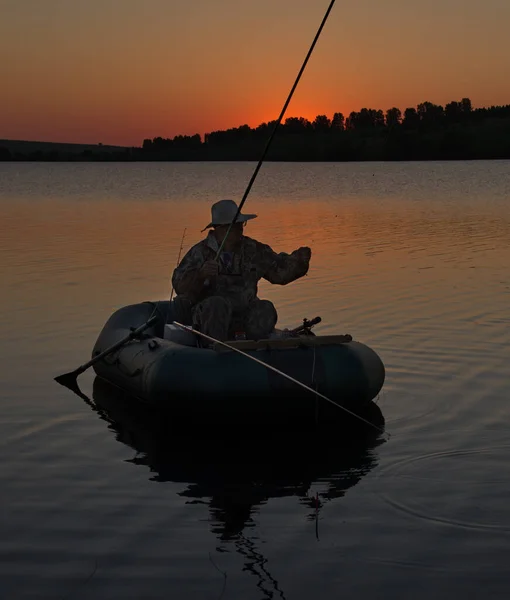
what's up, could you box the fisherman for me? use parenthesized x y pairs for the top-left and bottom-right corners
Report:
(171, 199), (311, 342)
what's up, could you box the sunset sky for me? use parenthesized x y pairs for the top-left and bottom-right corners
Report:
(2, 0), (510, 147)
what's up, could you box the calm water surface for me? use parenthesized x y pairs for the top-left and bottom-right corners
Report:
(1, 161), (509, 599)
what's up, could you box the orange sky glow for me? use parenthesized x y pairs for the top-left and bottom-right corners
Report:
(2, 0), (510, 147)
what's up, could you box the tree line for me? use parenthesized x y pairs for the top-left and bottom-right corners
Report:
(2, 98), (510, 161)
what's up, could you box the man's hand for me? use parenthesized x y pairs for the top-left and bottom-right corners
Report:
(199, 260), (219, 280)
(294, 246), (312, 263)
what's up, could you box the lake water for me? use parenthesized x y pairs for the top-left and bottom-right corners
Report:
(1, 161), (509, 599)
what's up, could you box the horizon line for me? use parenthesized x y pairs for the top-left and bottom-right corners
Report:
(2, 96), (510, 149)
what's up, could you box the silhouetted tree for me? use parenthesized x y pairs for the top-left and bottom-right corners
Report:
(417, 101), (444, 128)
(461, 97), (472, 115)
(173, 133), (201, 147)
(283, 117), (303, 134)
(331, 112), (345, 131)
(313, 115), (331, 132)
(152, 136), (167, 150)
(374, 109), (385, 128)
(386, 107), (402, 129)
(346, 108), (385, 131)
(403, 107), (420, 130)
(445, 101), (463, 124)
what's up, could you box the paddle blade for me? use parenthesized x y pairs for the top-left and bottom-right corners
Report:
(54, 371), (81, 394)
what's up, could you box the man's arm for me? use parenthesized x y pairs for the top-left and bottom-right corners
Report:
(258, 242), (312, 285)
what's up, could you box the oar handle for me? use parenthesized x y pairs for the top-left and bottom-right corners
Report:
(77, 315), (160, 375)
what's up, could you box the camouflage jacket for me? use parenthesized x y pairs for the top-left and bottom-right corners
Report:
(172, 232), (310, 313)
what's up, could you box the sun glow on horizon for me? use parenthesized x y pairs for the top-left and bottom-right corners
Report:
(1, 0), (510, 147)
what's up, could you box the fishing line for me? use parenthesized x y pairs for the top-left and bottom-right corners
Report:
(173, 321), (388, 436)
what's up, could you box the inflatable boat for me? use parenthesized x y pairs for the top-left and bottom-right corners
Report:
(90, 301), (385, 428)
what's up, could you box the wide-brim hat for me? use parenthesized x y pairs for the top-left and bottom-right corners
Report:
(202, 199), (257, 231)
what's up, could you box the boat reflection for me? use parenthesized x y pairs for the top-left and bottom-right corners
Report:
(88, 376), (386, 598)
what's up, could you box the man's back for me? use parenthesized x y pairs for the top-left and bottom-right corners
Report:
(172, 232), (310, 313)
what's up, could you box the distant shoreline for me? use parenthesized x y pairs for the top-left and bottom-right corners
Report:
(2, 97), (510, 162)
(1, 156), (510, 163)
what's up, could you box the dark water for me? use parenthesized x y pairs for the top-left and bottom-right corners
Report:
(1, 161), (510, 599)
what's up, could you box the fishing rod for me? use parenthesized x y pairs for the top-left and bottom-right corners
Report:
(165, 226), (188, 324)
(214, 0), (338, 259)
(173, 321), (388, 437)
(169, 227), (187, 303)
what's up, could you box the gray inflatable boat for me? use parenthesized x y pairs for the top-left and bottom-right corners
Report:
(91, 300), (385, 428)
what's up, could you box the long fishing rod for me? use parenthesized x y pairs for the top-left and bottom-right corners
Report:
(214, 0), (337, 259)
(173, 321), (388, 437)
(165, 226), (188, 324)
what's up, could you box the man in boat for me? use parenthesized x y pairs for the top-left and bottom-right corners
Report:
(171, 199), (311, 341)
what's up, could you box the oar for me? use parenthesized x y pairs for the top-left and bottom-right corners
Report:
(173, 321), (388, 437)
(54, 315), (159, 394)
